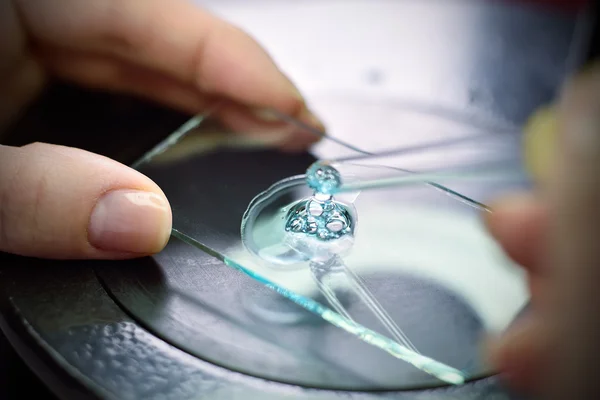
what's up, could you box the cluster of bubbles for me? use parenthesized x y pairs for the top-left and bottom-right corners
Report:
(284, 194), (353, 241)
(284, 164), (354, 243)
(305, 163), (342, 195)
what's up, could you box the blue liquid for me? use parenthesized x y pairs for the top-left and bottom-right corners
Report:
(282, 166), (356, 259)
(291, 163), (353, 242)
(306, 163), (342, 195)
(284, 195), (354, 242)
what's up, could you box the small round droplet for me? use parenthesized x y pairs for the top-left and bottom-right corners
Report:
(326, 218), (345, 233)
(289, 218), (305, 232)
(306, 218), (318, 233)
(317, 229), (330, 240)
(308, 201), (323, 216)
(306, 164), (342, 195)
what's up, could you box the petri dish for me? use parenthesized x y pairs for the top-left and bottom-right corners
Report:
(95, 99), (530, 391)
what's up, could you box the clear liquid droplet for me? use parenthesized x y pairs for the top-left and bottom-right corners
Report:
(306, 163), (342, 195)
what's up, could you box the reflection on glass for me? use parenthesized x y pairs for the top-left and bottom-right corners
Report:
(132, 104), (530, 388)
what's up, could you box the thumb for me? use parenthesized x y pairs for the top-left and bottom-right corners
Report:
(0, 142), (172, 259)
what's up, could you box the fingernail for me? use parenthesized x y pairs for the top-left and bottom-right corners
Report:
(249, 107), (298, 144)
(252, 105), (326, 149)
(252, 105), (325, 130)
(293, 107), (326, 144)
(252, 107), (280, 123)
(523, 105), (558, 185)
(88, 189), (172, 254)
(300, 106), (326, 131)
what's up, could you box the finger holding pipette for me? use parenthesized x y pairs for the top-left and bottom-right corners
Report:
(485, 62), (600, 397)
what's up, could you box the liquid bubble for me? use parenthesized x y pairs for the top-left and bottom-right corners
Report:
(283, 195), (356, 262)
(284, 196), (353, 241)
(241, 167), (358, 269)
(306, 163), (342, 195)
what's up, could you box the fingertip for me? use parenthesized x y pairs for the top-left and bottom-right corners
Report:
(0, 143), (173, 260)
(485, 192), (540, 241)
(197, 18), (309, 114)
(199, 17), (327, 143)
(486, 318), (545, 392)
(88, 188), (172, 256)
(277, 106), (326, 151)
(217, 101), (325, 151)
(488, 191), (539, 211)
(484, 192), (546, 271)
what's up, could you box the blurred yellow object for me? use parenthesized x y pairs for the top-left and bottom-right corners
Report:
(523, 104), (558, 185)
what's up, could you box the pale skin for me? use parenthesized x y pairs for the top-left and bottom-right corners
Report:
(0, 1), (599, 398)
(0, 0), (323, 260)
(485, 64), (600, 398)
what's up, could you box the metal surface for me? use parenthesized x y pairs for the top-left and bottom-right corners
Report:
(0, 0), (581, 398)
(1, 252), (531, 400)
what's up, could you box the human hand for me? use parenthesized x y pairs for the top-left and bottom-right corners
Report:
(484, 63), (600, 398)
(0, 0), (323, 260)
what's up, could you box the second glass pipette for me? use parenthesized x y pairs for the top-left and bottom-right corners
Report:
(304, 133), (528, 199)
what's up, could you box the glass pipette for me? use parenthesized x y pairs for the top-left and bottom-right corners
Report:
(304, 133), (528, 199)
(172, 228), (466, 385)
(130, 112), (469, 385)
(130, 110), (524, 387)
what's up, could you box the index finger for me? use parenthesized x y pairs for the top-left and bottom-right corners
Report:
(17, 0), (309, 117)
